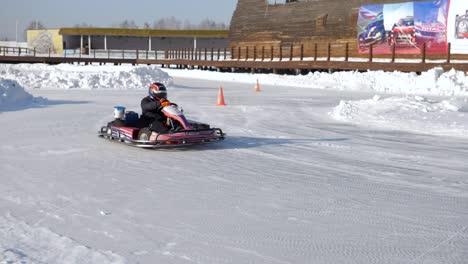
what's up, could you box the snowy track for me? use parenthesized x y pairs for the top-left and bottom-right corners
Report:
(1, 76), (467, 263)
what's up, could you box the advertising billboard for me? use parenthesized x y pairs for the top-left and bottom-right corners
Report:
(447, 0), (468, 53)
(358, 0), (451, 54)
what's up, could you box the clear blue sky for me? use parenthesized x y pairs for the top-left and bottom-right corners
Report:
(0, 0), (238, 41)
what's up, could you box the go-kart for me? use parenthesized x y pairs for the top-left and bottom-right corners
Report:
(98, 104), (225, 148)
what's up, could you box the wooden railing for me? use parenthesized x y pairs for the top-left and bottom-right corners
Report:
(1, 43), (467, 73)
(0, 46), (33, 56)
(225, 42), (468, 63)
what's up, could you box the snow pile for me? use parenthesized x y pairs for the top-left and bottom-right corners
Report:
(0, 79), (46, 109)
(331, 95), (468, 138)
(164, 67), (468, 96)
(0, 215), (127, 264)
(1, 63), (467, 96)
(0, 64), (173, 90)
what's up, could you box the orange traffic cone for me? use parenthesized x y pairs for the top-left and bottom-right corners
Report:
(254, 79), (261, 92)
(216, 87), (226, 106)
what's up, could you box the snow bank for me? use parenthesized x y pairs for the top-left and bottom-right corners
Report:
(0, 64), (173, 90)
(0, 215), (127, 264)
(1, 63), (467, 96)
(0, 79), (46, 109)
(164, 67), (468, 96)
(331, 95), (468, 138)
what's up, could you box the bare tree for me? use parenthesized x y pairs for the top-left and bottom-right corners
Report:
(119, 20), (139, 29)
(31, 31), (54, 53)
(109, 17), (229, 30)
(25, 20), (46, 30)
(153, 17), (182, 30)
(183, 19), (193, 30)
(24, 20), (46, 40)
(74, 22), (93, 28)
(198, 18), (227, 30)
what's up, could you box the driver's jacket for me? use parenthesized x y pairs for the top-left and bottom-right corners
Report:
(141, 96), (165, 122)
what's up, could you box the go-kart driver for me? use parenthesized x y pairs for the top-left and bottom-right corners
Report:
(141, 82), (173, 134)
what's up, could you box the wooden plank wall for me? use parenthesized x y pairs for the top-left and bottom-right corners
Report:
(229, 0), (429, 58)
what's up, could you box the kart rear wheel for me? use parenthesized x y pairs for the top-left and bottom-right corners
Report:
(138, 128), (152, 141)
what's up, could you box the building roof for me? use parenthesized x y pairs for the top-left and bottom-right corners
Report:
(58, 28), (229, 38)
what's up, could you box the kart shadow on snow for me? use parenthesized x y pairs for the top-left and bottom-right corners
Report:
(205, 136), (351, 150)
(0, 99), (91, 112)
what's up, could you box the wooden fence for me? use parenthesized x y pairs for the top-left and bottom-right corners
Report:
(1, 42), (467, 73)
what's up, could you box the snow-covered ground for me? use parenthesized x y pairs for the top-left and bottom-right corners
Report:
(0, 64), (467, 263)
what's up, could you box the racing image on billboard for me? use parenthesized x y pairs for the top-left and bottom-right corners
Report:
(447, 0), (468, 54)
(384, 2), (417, 53)
(358, 0), (449, 54)
(414, 0), (448, 53)
(357, 5), (385, 51)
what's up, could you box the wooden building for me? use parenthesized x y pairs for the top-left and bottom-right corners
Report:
(229, 0), (428, 57)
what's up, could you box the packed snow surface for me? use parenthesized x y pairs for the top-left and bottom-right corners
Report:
(0, 63), (467, 264)
(0, 214), (126, 263)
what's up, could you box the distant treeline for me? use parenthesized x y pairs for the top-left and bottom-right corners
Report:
(75, 17), (229, 30)
(5, 18), (228, 41)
